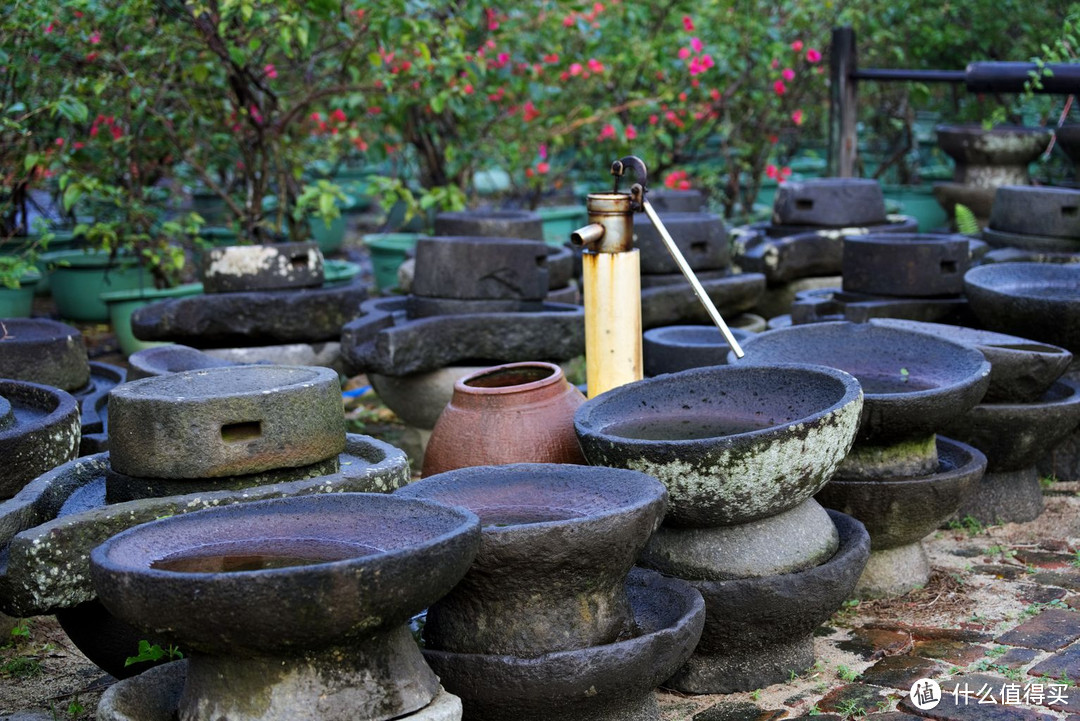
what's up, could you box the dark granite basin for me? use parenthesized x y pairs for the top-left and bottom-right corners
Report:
(815, 437), (986, 550)
(0, 380), (81, 500)
(736, 322), (991, 441)
(643, 325), (754, 376)
(396, 463), (667, 656)
(870, 319), (1073, 403)
(574, 364), (863, 527)
(90, 493), (480, 655)
(964, 263), (1080, 354)
(941, 377), (1080, 471)
(423, 567), (704, 721)
(126, 344), (240, 380)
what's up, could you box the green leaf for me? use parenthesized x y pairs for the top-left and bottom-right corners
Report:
(23, 154), (40, 172)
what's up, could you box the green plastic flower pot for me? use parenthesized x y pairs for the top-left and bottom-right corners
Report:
(0, 271), (41, 318)
(101, 282), (204, 356)
(45, 249), (155, 322)
(538, 205), (588, 247)
(323, 259), (362, 287)
(363, 233), (419, 293)
(882, 185), (948, 232)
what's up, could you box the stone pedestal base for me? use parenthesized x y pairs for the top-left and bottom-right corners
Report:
(97, 661), (463, 721)
(667, 634), (815, 695)
(855, 542), (931, 599)
(954, 466), (1045, 525)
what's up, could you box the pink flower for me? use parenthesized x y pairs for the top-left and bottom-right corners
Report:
(587, 58), (604, 72)
(537, 161), (550, 175)
(543, 53), (559, 64)
(89, 31), (100, 44)
(310, 112), (321, 122)
(771, 58), (779, 69)
(332, 108), (347, 122)
(700, 54), (714, 70)
(806, 48), (822, 63)
(678, 179), (691, 190)
(773, 80), (787, 95)
(791, 40), (804, 52)
(792, 109), (804, 125)
(44, 22), (55, 34)
(523, 101), (540, 122)
(625, 125), (637, 140)
(539, 144), (548, 160)
(562, 13), (575, 27)
(497, 52), (509, 64)
(569, 62), (583, 76)
(682, 15), (694, 31)
(264, 63), (277, 79)
(55, 137), (64, 146)
(463, 83), (474, 95)
(782, 68), (795, 81)
(648, 114), (659, 125)
(593, 2), (604, 14)
(678, 47), (691, 61)
(599, 123), (616, 140)
(765, 164), (779, 180)
(690, 37), (703, 53)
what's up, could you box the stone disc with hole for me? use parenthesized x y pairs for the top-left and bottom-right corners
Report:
(107, 365), (345, 479)
(632, 212), (729, 274)
(201, 242), (324, 294)
(990, 185), (1080, 239)
(412, 236), (550, 300)
(0, 318), (90, 391)
(842, 233), (971, 297)
(772, 178), (887, 227)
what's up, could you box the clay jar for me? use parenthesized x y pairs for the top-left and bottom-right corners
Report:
(422, 362), (586, 475)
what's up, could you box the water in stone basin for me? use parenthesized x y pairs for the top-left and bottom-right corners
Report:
(1006, 282), (1080, 299)
(603, 414), (776, 441)
(150, 538), (381, 573)
(855, 374), (937, 394)
(475, 505), (584, 527)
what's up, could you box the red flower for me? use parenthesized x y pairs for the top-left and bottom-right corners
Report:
(678, 47), (691, 61)
(110, 125), (123, 140)
(682, 16), (694, 31)
(310, 112), (321, 122)
(791, 40), (804, 52)
(463, 83), (474, 95)
(587, 58), (604, 73)
(773, 80), (787, 95)
(537, 161), (550, 174)
(690, 37), (703, 53)
(792, 109), (804, 126)
(625, 125), (637, 140)
(55, 137), (64, 146)
(264, 63), (277, 79)
(562, 13), (576, 27)
(569, 62), (583, 76)
(89, 31), (101, 44)
(332, 108), (347, 123)
(523, 101), (540, 122)
(543, 53), (559, 64)
(765, 164), (779, 180)
(806, 48), (822, 63)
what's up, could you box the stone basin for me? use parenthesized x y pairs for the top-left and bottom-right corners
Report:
(126, 344), (240, 380)
(788, 286), (972, 327)
(90, 493), (480, 721)
(422, 567), (704, 721)
(870, 319), (1074, 403)
(0, 379), (81, 500)
(0, 318), (90, 390)
(936, 124), (1052, 183)
(574, 363), (863, 527)
(395, 463), (667, 656)
(816, 437), (986, 551)
(736, 322), (991, 442)
(664, 510), (869, 694)
(941, 377), (1080, 471)
(964, 263), (1080, 354)
(642, 325), (754, 376)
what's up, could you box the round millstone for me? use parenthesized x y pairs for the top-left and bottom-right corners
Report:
(772, 178), (887, 227)
(433, 209), (544, 240)
(107, 365), (346, 479)
(201, 242), (325, 294)
(990, 185), (1080, 239)
(0, 379), (81, 500)
(0, 318), (90, 391)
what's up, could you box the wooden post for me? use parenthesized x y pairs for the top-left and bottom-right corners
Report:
(829, 27), (859, 178)
(583, 249), (642, 398)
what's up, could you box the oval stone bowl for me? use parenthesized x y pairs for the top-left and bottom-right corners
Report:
(574, 363), (863, 527)
(964, 263), (1080, 354)
(396, 463), (667, 656)
(643, 325), (754, 376)
(736, 322), (991, 442)
(89, 493), (480, 656)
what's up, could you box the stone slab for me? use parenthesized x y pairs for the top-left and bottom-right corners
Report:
(1029, 641), (1080, 679)
(773, 179), (887, 227)
(996, 609), (1080, 651)
(860, 654), (941, 689)
(131, 281), (367, 347)
(412, 236), (550, 300)
(340, 297), (585, 376)
(0, 318), (89, 391)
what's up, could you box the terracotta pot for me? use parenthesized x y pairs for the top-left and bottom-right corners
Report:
(422, 361), (586, 475)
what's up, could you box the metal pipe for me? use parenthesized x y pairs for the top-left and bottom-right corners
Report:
(641, 200), (745, 359)
(852, 68), (965, 83)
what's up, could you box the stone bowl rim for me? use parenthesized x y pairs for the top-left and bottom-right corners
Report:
(643, 324), (753, 348)
(0, 379), (80, 444)
(396, 462), (667, 538)
(107, 363), (336, 402)
(733, 321), (992, 403)
(963, 375), (1080, 413)
(825, 435), (986, 490)
(870, 318), (1072, 363)
(574, 362), (862, 448)
(90, 492), (479, 580)
(965, 262), (1080, 301)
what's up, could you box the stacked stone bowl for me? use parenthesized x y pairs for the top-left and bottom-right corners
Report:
(0, 317), (125, 454)
(132, 241), (367, 354)
(981, 186), (1080, 259)
(634, 194), (765, 329)
(397, 463), (705, 720)
(872, 319), (1080, 522)
(738, 322), (991, 597)
(0, 364), (411, 680)
(92, 493), (480, 721)
(575, 364), (870, 692)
